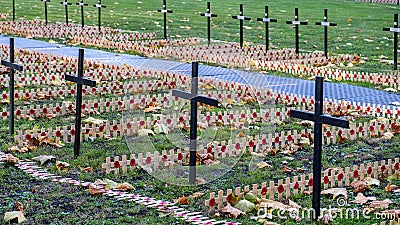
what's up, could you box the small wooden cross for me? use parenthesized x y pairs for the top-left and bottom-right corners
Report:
(315, 9), (337, 59)
(76, 0), (88, 27)
(65, 49), (96, 156)
(232, 4), (251, 49)
(42, 0), (51, 25)
(1, 38), (23, 136)
(157, 0), (173, 40)
(60, 0), (72, 25)
(93, 0), (106, 31)
(286, 8), (308, 54)
(290, 77), (349, 220)
(200, 2), (218, 46)
(257, 6), (277, 51)
(172, 62), (218, 184)
(383, 13), (399, 70)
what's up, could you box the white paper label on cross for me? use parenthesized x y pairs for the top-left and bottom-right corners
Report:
(204, 13), (212, 17)
(390, 27), (400, 32)
(292, 21), (300, 25)
(78, 2), (85, 6)
(321, 22), (330, 26)
(160, 9), (168, 13)
(263, 18), (271, 22)
(95, 3), (102, 7)
(62, 1), (69, 5)
(237, 16), (245, 20)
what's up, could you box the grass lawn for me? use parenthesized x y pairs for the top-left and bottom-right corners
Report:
(0, 0), (400, 225)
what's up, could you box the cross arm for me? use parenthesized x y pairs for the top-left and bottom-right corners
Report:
(286, 20), (308, 25)
(158, 9), (173, 13)
(172, 90), (218, 106)
(201, 13), (217, 18)
(172, 90), (192, 100)
(93, 3), (106, 8)
(316, 21), (337, 26)
(77, 2), (88, 6)
(232, 15), (251, 21)
(290, 110), (349, 128)
(383, 27), (400, 32)
(257, 18), (277, 23)
(1, 60), (23, 71)
(65, 74), (96, 87)
(61, 1), (72, 5)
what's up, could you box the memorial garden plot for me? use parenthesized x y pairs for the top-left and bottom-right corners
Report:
(1, 1), (400, 224)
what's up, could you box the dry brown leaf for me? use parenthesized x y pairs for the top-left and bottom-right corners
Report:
(258, 162), (272, 169)
(196, 178), (206, 184)
(369, 199), (393, 209)
(318, 213), (333, 224)
(174, 195), (188, 205)
(350, 180), (369, 193)
(56, 161), (69, 171)
(351, 193), (376, 204)
(189, 192), (204, 198)
(321, 188), (348, 199)
(220, 203), (245, 218)
(385, 183), (398, 192)
(116, 182), (135, 191)
(88, 184), (106, 196)
(14, 202), (24, 211)
(260, 200), (290, 211)
(0, 154), (19, 164)
(237, 130), (246, 138)
(282, 166), (293, 174)
(80, 167), (93, 173)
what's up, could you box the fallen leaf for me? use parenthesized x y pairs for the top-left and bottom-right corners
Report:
(282, 165), (293, 173)
(80, 167), (93, 173)
(321, 188), (348, 199)
(56, 161), (70, 171)
(189, 192), (204, 198)
(220, 203), (245, 218)
(350, 180), (369, 193)
(382, 131), (394, 140)
(116, 182), (135, 191)
(227, 193), (240, 206)
(352, 193), (376, 204)
(318, 213), (333, 224)
(0, 154), (19, 164)
(362, 177), (380, 186)
(3, 211), (26, 223)
(174, 195), (188, 205)
(88, 183), (106, 196)
(14, 202), (24, 211)
(103, 179), (118, 189)
(32, 155), (56, 165)
(385, 183), (398, 192)
(258, 162), (272, 169)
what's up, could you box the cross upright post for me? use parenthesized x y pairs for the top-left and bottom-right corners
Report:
(65, 49), (96, 156)
(12, 0), (16, 21)
(93, 0), (106, 32)
(383, 13), (399, 70)
(157, 0), (173, 40)
(1, 38), (23, 136)
(200, 2), (218, 46)
(232, 4), (251, 49)
(290, 77), (349, 220)
(172, 62), (219, 185)
(315, 9), (337, 59)
(60, 0), (72, 25)
(42, 0), (51, 25)
(76, 0), (88, 27)
(257, 6), (277, 51)
(286, 8), (308, 54)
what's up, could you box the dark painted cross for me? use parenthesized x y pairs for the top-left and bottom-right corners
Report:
(286, 8), (308, 54)
(200, 2), (218, 46)
(257, 6), (277, 51)
(157, 0), (173, 40)
(290, 76), (349, 220)
(315, 9), (337, 59)
(42, 0), (51, 25)
(383, 13), (399, 70)
(60, 0), (72, 25)
(93, 0), (106, 31)
(232, 4), (251, 49)
(76, 0), (88, 27)
(172, 62), (218, 185)
(1, 38), (23, 136)
(65, 49), (96, 156)
(12, 0), (16, 21)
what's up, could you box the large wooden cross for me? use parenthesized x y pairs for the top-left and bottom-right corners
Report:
(76, 0), (88, 27)
(257, 6), (277, 51)
(1, 38), (23, 136)
(383, 13), (399, 70)
(65, 49), (96, 156)
(315, 9), (337, 59)
(232, 4), (251, 49)
(172, 62), (218, 184)
(157, 0), (173, 40)
(290, 76), (349, 220)
(93, 0), (106, 31)
(42, 0), (51, 25)
(200, 2), (218, 46)
(60, 0), (72, 25)
(286, 8), (308, 54)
